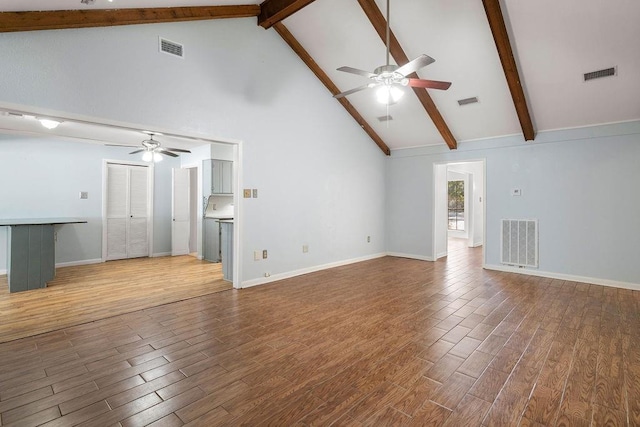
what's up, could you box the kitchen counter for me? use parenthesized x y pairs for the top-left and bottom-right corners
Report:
(0, 218), (87, 226)
(1, 218), (87, 292)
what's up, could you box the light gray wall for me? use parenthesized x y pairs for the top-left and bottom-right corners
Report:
(0, 18), (386, 283)
(387, 121), (640, 285)
(0, 135), (179, 270)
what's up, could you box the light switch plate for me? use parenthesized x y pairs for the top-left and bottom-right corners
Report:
(244, 189), (252, 198)
(79, 191), (88, 199)
(511, 189), (522, 196)
(252, 189), (258, 198)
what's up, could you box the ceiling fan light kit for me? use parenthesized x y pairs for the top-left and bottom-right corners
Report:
(109, 133), (192, 163)
(334, 0), (451, 105)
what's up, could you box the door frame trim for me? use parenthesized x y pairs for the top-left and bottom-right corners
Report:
(102, 159), (155, 262)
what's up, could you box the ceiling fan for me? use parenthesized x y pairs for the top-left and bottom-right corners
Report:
(107, 132), (191, 162)
(334, 0), (451, 104)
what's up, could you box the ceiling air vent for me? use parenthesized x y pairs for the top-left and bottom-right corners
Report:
(457, 97), (479, 106)
(377, 115), (393, 122)
(584, 67), (616, 82)
(159, 38), (184, 58)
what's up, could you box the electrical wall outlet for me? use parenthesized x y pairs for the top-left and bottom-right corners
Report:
(367, 236), (371, 243)
(244, 189), (252, 198)
(254, 251), (261, 261)
(302, 245), (309, 253)
(252, 189), (258, 198)
(79, 191), (88, 199)
(511, 189), (522, 196)
(262, 249), (268, 259)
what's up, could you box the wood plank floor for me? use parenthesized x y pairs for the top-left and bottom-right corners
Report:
(1, 242), (639, 426)
(0, 256), (230, 343)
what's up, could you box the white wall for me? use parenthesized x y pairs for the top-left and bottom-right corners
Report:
(0, 18), (386, 284)
(433, 164), (448, 259)
(0, 135), (179, 270)
(387, 121), (640, 287)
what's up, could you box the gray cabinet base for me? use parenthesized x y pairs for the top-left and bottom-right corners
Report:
(7, 224), (55, 292)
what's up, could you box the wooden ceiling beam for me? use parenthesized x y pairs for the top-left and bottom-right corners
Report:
(258, 0), (316, 29)
(273, 22), (390, 155)
(0, 5), (260, 33)
(482, 0), (535, 141)
(356, 0), (457, 150)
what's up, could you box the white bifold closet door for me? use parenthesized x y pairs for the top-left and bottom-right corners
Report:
(106, 164), (150, 260)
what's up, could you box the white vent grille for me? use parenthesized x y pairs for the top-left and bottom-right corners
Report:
(501, 219), (538, 268)
(457, 97), (479, 106)
(584, 67), (616, 81)
(159, 38), (184, 58)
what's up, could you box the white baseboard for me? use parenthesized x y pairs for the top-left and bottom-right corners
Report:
(0, 269), (6, 276)
(56, 258), (103, 268)
(484, 264), (640, 291)
(386, 252), (434, 262)
(241, 253), (387, 289)
(152, 252), (172, 258)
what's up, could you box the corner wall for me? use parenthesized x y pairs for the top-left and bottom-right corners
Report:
(0, 135), (179, 270)
(0, 18), (386, 284)
(386, 121), (640, 287)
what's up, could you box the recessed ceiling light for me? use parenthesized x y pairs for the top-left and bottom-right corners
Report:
(38, 118), (62, 129)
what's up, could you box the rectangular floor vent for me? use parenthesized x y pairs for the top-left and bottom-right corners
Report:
(159, 38), (184, 58)
(584, 67), (616, 81)
(501, 219), (538, 268)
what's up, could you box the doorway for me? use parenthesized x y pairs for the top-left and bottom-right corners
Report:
(171, 167), (199, 257)
(433, 160), (485, 260)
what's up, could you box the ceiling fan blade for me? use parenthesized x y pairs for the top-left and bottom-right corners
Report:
(129, 149), (145, 154)
(157, 149), (179, 157)
(395, 54), (436, 77)
(163, 147), (191, 153)
(336, 66), (377, 79)
(105, 143), (137, 147)
(333, 84), (376, 99)
(407, 78), (452, 90)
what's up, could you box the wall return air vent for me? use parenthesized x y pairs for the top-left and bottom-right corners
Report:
(584, 67), (616, 82)
(501, 219), (538, 268)
(159, 38), (184, 58)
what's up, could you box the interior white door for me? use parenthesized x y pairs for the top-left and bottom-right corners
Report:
(128, 166), (150, 258)
(105, 163), (150, 260)
(106, 164), (128, 260)
(172, 168), (190, 256)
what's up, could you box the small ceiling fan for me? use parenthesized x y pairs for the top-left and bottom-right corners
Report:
(108, 132), (191, 162)
(334, 0), (451, 104)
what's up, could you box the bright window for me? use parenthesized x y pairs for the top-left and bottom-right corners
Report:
(448, 180), (464, 231)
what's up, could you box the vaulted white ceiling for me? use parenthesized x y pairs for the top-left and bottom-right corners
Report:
(1, 0), (638, 151)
